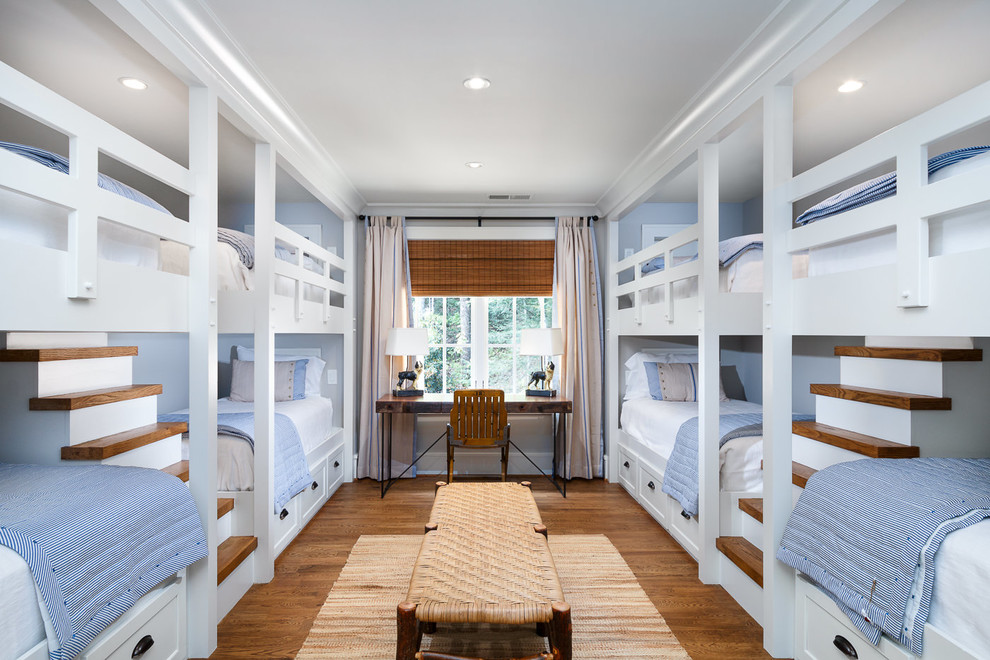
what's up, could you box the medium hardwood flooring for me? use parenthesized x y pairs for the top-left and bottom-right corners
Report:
(211, 476), (772, 659)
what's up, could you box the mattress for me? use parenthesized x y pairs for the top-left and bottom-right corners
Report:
(180, 395), (334, 491)
(928, 518), (990, 658)
(619, 397), (765, 492)
(0, 544), (49, 659)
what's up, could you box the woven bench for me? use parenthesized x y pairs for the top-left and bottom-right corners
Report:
(396, 482), (572, 660)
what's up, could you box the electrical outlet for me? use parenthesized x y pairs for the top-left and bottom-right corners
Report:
(326, 369), (338, 385)
(624, 248), (634, 259)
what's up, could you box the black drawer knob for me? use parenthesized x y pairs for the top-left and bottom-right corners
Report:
(132, 634), (155, 658)
(647, 481), (655, 490)
(681, 509), (691, 519)
(311, 481), (319, 490)
(333, 460), (340, 468)
(279, 508), (289, 520)
(623, 461), (630, 468)
(833, 635), (858, 658)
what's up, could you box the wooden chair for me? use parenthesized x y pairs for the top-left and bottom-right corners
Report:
(446, 389), (510, 483)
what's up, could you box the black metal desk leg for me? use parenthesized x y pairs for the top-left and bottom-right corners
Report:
(562, 411), (567, 497)
(379, 411), (384, 498)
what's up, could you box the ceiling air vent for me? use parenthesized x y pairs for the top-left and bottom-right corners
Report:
(488, 194), (532, 200)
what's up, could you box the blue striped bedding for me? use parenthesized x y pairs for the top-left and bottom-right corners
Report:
(0, 141), (171, 214)
(641, 233), (764, 274)
(0, 462), (206, 660)
(158, 410), (313, 512)
(794, 146), (990, 225)
(661, 411), (813, 516)
(776, 457), (990, 655)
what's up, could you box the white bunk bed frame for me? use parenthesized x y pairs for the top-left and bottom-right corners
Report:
(605, 3), (989, 660)
(0, 7), (357, 658)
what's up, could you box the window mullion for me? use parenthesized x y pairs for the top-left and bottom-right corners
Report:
(473, 297), (488, 387)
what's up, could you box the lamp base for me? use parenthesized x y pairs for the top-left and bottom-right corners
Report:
(526, 389), (557, 397)
(393, 388), (424, 397)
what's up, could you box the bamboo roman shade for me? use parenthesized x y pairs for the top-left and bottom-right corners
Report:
(408, 240), (554, 297)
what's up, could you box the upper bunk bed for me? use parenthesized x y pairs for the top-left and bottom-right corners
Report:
(781, 79), (990, 337)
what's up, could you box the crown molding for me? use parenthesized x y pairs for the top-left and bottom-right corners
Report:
(92, 0), (366, 220)
(597, 0), (901, 220)
(362, 202), (601, 219)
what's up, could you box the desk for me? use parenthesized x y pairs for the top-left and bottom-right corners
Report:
(376, 393), (573, 498)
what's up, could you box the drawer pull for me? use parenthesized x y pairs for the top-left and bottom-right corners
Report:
(333, 460), (340, 468)
(833, 635), (858, 658)
(623, 461), (630, 469)
(279, 508), (289, 520)
(647, 481), (655, 490)
(311, 481), (319, 490)
(131, 634), (155, 658)
(680, 509), (691, 520)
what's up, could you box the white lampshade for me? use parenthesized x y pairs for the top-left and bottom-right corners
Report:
(519, 328), (563, 357)
(385, 327), (428, 356)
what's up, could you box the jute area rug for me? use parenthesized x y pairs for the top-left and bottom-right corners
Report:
(297, 534), (691, 659)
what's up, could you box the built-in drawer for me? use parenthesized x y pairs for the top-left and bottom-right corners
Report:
(300, 455), (328, 523)
(616, 446), (637, 495)
(273, 495), (299, 556)
(668, 497), (700, 561)
(796, 577), (912, 660)
(326, 445), (345, 496)
(80, 579), (182, 660)
(637, 462), (667, 527)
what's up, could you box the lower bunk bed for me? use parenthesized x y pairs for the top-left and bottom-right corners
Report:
(0, 462), (206, 660)
(778, 457), (989, 660)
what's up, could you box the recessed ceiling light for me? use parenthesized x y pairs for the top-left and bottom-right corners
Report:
(465, 162), (484, 169)
(838, 79), (864, 94)
(119, 77), (148, 91)
(463, 77), (491, 91)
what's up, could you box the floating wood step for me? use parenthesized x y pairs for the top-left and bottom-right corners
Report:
(61, 422), (187, 460)
(162, 460), (189, 482)
(809, 384), (951, 411)
(218, 536), (257, 584)
(30, 384), (163, 411)
(793, 420), (919, 458)
(716, 536), (763, 587)
(217, 497), (234, 519)
(834, 346), (982, 362)
(738, 498), (763, 523)
(792, 462), (817, 488)
(0, 346), (138, 362)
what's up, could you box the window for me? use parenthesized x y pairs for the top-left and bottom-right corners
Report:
(413, 296), (554, 394)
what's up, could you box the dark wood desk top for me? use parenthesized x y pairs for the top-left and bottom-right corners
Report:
(376, 392), (572, 414)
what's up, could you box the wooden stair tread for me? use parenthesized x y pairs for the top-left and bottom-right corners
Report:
(793, 420), (919, 458)
(809, 384), (951, 410)
(738, 498), (763, 523)
(0, 346), (138, 362)
(834, 346), (982, 362)
(218, 536), (257, 584)
(30, 384), (163, 411)
(716, 536), (763, 587)
(162, 460), (189, 482)
(61, 422), (187, 460)
(792, 462), (817, 488)
(217, 497), (234, 519)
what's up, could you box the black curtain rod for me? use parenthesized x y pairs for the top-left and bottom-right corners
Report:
(358, 215), (598, 222)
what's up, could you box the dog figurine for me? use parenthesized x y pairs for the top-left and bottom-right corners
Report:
(396, 361), (423, 390)
(527, 360), (555, 390)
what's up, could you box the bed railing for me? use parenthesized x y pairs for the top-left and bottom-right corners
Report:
(272, 223), (347, 324)
(0, 61), (195, 301)
(785, 79), (990, 309)
(612, 223), (700, 326)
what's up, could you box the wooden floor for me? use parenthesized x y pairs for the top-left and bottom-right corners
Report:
(211, 476), (772, 659)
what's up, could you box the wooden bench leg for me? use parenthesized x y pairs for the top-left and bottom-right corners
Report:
(396, 601), (420, 660)
(547, 601), (571, 660)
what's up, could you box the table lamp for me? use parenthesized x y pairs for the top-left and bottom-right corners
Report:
(385, 327), (428, 397)
(519, 328), (563, 397)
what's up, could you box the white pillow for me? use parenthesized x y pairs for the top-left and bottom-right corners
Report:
(623, 350), (697, 401)
(235, 345), (326, 397)
(229, 359), (302, 402)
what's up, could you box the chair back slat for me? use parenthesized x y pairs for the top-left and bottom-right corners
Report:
(450, 389), (507, 444)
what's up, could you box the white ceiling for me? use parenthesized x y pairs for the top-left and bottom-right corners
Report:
(1, 1), (989, 214)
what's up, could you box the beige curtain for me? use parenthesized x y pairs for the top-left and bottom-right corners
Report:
(555, 217), (604, 479)
(357, 216), (416, 480)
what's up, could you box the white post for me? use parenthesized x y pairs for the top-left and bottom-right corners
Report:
(762, 84), (795, 658)
(186, 85), (219, 658)
(606, 217), (620, 483)
(253, 142), (277, 582)
(342, 216), (357, 483)
(895, 143), (929, 308)
(697, 141), (721, 584)
(66, 137), (99, 299)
